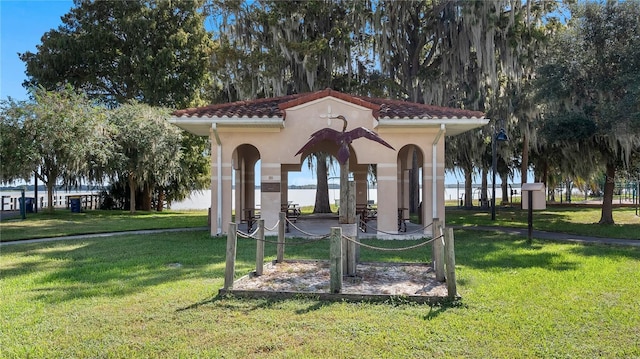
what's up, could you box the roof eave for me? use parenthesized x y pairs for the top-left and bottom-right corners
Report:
(168, 116), (285, 136)
(377, 117), (489, 136)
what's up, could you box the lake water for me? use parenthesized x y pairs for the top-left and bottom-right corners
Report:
(1, 186), (516, 211)
(170, 188), (470, 210)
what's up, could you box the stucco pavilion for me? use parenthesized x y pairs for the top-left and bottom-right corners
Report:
(170, 89), (488, 237)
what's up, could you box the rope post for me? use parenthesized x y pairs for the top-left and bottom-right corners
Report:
(433, 219), (445, 282)
(277, 212), (285, 263)
(224, 222), (237, 290)
(444, 227), (457, 299)
(255, 219), (265, 276)
(340, 181), (358, 277)
(330, 227), (343, 293)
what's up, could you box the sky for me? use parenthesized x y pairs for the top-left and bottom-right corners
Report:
(0, 0), (330, 186)
(0, 1), (523, 187)
(1, 1), (74, 100)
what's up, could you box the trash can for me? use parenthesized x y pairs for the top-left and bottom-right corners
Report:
(69, 196), (82, 213)
(18, 197), (34, 213)
(24, 197), (35, 213)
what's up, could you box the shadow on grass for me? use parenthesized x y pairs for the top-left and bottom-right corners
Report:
(446, 207), (640, 240)
(0, 210), (209, 241)
(453, 230), (578, 271)
(422, 300), (466, 321)
(567, 243), (640, 261)
(2, 232), (271, 304)
(176, 292), (338, 315)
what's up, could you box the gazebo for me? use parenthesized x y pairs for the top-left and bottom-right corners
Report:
(170, 89), (487, 237)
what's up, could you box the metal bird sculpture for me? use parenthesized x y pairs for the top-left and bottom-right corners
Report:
(295, 115), (395, 164)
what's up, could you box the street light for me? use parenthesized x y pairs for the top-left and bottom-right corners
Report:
(491, 126), (508, 221)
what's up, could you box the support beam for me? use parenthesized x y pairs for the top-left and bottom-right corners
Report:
(444, 227), (457, 299)
(255, 219), (264, 276)
(432, 218), (445, 282)
(223, 223), (237, 290)
(277, 212), (285, 263)
(330, 227), (343, 293)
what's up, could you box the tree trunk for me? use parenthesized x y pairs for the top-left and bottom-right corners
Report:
(156, 189), (164, 212)
(500, 172), (509, 204)
(142, 182), (152, 211)
(565, 179), (572, 203)
(464, 167), (473, 208)
(480, 167), (488, 209)
(46, 181), (54, 213)
(599, 162), (615, 224)
(521, 132), (529, 185)
(313, 153), (332, 213)
(128, 173), (136, 214)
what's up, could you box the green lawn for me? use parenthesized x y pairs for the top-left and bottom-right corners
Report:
(1, 230), (639, 357)
(4, 205), (638, 242)
(0, 210), (208, 242)
(446, 206), (640, 240)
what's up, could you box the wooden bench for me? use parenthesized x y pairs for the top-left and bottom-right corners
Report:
(281, 203), (300, 232)
(242, 208), (259, 232)
(357, 204), (377, 232)
(397, 207), (409, 232)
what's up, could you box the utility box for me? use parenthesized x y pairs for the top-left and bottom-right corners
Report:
(521, 183), (546, 210)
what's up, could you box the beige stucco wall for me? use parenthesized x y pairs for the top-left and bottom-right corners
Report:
(207, 97), (445, 237)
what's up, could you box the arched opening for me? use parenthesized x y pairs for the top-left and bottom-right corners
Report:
(397, 145), (424, 228)
(232, 144), (260, 230)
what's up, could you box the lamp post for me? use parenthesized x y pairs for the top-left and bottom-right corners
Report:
(491, 126), (508, 221)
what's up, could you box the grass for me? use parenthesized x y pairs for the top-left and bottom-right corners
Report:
(3, 205), (638, 242)
(1, 230), (639, 357)
(446, 206), (640, 240)
(0, 210), (208, 242)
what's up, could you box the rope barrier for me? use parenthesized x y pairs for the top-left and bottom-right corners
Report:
(235, 221), (331, 245)
(341, 233), (443, 251)
(278, 235), (332, 245)
(285, 217), (332, 238)
(236, 230), (251, 239)
(360, 219), (434, 236)
(236, 226), (260, 239)
(264, 220), (280, 231)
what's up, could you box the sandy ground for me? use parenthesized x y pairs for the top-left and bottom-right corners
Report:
(232, 260), (449, 297)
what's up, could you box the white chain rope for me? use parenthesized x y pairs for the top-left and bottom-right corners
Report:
(264, 220), (280, 232)
(235, 220), (330, 245)
(285, 217), (332, 239)
(360, 218), (434, 235)
(341, 233), (443, 251)
(236, 226), (260, 239)
(240, 233), (329, 245)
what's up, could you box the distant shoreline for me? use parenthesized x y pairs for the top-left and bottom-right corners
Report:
(1, 183), (523, 192)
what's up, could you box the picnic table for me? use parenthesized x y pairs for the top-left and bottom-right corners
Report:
(243, 208), (260, 232)
(357, 203), (377, 232)
(281, 202), (300, 232)
(397, 207), (409, 232)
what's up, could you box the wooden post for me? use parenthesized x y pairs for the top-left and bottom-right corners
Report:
(255, 219), (264, 276)
(223, 223), (237, 290)
(340, 180), (358, 276)
(527, 190), (533, 244)
(330, 227), (343, 293)
(444, 227), (457, 299)
(431, 218), (438, 264)
(277, 212), (285, 263)
(433, 219), (445, 282)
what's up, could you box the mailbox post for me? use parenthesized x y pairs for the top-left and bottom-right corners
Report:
(521, 183), (546, 244)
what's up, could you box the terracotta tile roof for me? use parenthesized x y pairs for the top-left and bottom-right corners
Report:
(173, 89), (484, 119)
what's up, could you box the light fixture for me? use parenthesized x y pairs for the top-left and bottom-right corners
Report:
(492, 125), (508, 221)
